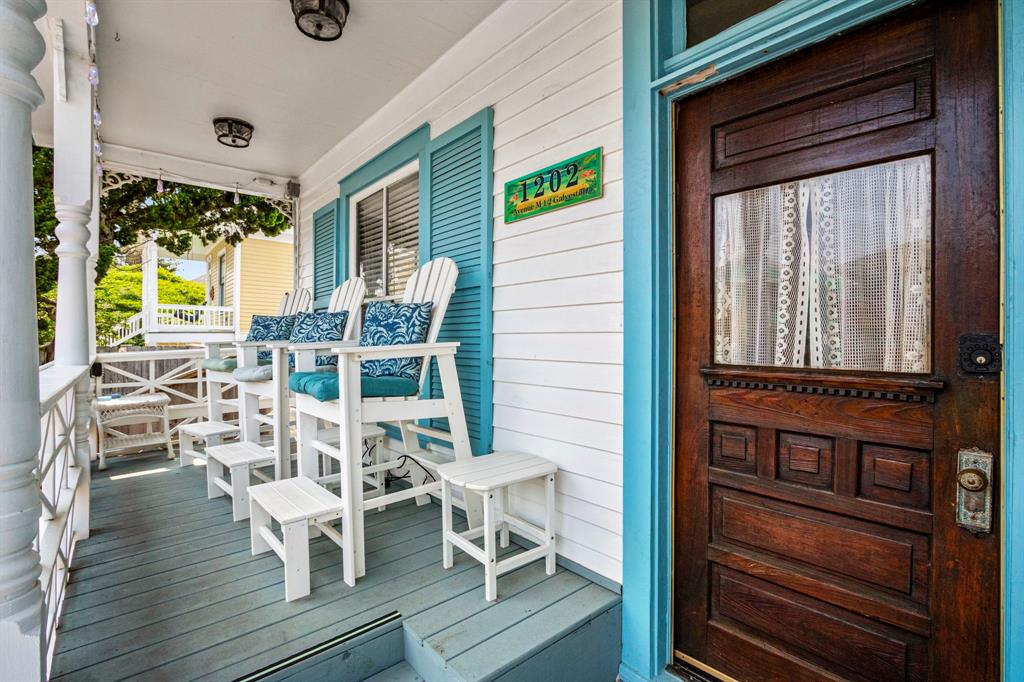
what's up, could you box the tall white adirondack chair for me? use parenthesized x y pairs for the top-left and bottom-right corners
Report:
(180, 289), (312, 468)
(277, 289), (313, 317)
(247, 258), (477, 598)
(201, 288), (312, 426)
(233, 277), (366, 479)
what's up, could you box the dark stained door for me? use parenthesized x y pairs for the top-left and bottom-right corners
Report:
(673, 1), (1000, 680)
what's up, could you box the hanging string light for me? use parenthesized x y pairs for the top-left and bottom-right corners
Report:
(233, 184), (241, 205)
(85, 0), (99, 27)
(87, 3), (102, 184)
(156, 172), (165, 193)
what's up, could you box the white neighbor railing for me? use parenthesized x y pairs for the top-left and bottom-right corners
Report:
(102, 305), (234, 347)
(154, 304), (233, 330)
(101, 311), (144, 346)
(36, 364), (90, 674)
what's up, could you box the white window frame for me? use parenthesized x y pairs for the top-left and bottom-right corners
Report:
(348, 159), (420, 301)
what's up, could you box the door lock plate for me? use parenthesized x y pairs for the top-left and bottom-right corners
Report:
(956, 448), (994, 534)
(959, 334), (1002, 374)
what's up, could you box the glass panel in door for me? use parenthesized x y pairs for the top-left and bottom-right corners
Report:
(713, 155), (932, 373)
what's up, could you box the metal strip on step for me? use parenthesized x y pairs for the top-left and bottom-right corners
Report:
(234, 611), (402, 682)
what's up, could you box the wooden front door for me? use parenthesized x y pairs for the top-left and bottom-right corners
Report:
(673, 2), (1000, 680)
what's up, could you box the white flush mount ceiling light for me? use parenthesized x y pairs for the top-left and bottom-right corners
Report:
(213, 117), (254, 148)
(291, 0), (350, 42)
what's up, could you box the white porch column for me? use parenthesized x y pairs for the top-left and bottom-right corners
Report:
(87, 179), (100, 357)
(51, 6), (95, 540)
(0, 0), (48, 678)
(53, 204), (92, 365)
(52, 10), (93, 367)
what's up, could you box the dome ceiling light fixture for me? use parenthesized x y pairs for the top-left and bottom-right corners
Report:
(291, 0), (350, 42)
(213, 117), (254, 148)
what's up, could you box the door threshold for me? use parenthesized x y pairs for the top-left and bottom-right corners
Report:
(672, 651), (739, 682)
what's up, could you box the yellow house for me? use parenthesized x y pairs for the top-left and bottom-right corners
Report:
(206, 229), (295, 336)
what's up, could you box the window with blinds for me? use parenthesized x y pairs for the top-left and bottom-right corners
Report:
(354, 172), (419, 298)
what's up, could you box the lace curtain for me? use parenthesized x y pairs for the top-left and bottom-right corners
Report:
(714, 155), (931, 373)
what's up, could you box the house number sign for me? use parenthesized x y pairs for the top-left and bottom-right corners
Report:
(504, 147), (603, 223)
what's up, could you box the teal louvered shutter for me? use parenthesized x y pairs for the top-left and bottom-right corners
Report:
(312, 201), (338, 310)
(421, 108), (494, 455)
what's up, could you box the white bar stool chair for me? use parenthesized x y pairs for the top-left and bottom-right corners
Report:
(437, 452), (557, 601)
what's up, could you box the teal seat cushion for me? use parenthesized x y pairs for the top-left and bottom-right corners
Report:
(201, 357), (238, 372)
(289, 371), (419, 401)
(233, 364), (274, 382)
(203, 357), (271, 372)
(362, 376), (420, 399)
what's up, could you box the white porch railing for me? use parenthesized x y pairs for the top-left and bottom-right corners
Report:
(31, 350), (226, 675)
(154, 304), (233, 330)
(36, 364), (90, 674)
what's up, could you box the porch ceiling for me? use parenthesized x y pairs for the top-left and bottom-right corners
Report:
(32, 0), (502, 179)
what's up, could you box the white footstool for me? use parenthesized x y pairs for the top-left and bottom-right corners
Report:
(206, 441), (276, 521)
(437, 452), (557, 601)
(249, 477), (354, 601)
(177, 420), (240, 467)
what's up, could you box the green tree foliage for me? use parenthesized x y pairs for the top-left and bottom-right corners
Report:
(94, 265), (207, 346)
(32, 146), (288, 350)
(100, 174), (289, 255)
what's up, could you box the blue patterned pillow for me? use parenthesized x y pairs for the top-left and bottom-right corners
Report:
(359, 302), (433, 380)
(245, 315), (298, 363)
(289, 311), (350, 367)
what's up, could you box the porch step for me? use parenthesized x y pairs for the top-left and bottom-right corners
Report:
(362, 661), (422, 682)
(400, 563), (621, 682)
(241, 612), (405, 682)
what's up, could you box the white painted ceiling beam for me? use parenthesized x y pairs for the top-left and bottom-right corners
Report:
(102, 143), (293, 200)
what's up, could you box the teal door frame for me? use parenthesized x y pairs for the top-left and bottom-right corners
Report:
(620, 0), (1021, 680)
(1001, 1), (1023, 679)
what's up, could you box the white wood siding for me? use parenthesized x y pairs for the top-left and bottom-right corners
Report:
(297, 0), (624, 583)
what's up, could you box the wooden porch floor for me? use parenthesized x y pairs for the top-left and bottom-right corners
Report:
(52, 453), (621, 682)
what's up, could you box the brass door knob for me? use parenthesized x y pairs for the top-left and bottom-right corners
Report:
(957, 468), (988, 492)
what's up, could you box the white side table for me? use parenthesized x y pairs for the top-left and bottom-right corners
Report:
(437, 452), (557, 601)
(91, 393), (174, 469)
